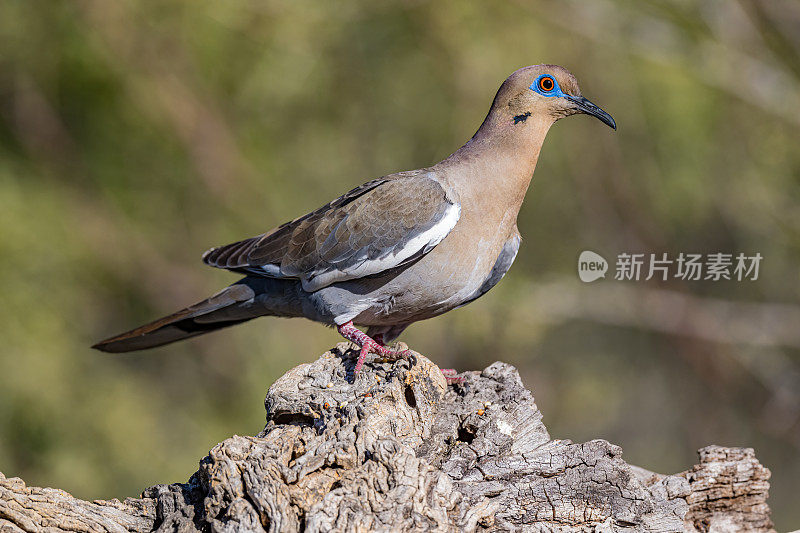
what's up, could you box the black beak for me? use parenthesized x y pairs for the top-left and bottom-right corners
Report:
(565, 95), (616, 130)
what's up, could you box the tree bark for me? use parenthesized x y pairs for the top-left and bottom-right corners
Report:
(0, 343), (775, 532)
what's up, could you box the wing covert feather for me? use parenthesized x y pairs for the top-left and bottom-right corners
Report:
(202, 174), (459, 291)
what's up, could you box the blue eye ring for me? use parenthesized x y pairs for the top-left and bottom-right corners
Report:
(529, 74), (565, 97)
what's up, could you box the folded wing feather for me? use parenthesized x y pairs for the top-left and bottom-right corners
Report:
(202, 173), (460, 292)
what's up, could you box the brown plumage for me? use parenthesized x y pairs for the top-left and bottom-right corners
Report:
(202, 174), (456, 292)
(93, 65), (615, 372)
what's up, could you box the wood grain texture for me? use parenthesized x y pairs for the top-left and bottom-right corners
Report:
(0, 344), (776, 532)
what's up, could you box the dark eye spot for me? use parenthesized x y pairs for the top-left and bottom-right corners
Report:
(539, 76), (554, 92)
(514, 111), (531, 124)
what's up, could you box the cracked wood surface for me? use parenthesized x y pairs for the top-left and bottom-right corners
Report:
(0, 343), (776, 532)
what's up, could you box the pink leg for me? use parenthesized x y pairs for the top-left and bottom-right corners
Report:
(337, 321), (410, 374)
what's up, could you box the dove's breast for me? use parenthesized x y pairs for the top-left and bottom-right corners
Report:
(305, 200), (521, 327)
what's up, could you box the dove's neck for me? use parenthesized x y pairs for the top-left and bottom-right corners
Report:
(438, 113), (553, 219)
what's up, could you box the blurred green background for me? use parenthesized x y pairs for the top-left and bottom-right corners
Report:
(1, 0), (799, 529)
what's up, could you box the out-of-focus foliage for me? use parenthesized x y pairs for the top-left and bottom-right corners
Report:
(1, 0), (798, 528)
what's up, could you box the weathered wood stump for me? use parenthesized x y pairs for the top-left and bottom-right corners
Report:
(0, 343), (775, 532)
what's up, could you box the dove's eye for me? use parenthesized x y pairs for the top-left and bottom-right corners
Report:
(538, 76), (555, 92)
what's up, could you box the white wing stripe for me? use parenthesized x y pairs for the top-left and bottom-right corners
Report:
(299, 203), (460, 292)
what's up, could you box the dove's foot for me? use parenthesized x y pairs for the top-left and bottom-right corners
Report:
(440, 368), (465, 385)
(337, 322), (459, 383)
(337, 321), (412, 374)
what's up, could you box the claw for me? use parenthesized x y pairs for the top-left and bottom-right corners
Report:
(336, 321), (457, 384)
(440, 368), (465, 385)
(337, 321), (414, 374)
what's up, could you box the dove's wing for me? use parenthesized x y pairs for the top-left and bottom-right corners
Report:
(202, 173), (459, 292)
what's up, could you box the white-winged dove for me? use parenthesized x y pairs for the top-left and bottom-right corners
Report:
(94, 64), (615, 375)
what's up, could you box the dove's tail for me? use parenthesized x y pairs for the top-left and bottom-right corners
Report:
(92, 278), (301, 353)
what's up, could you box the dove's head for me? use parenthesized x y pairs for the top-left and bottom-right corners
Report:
(490, 65), (616, 130)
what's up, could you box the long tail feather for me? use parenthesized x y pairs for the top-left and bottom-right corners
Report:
(92, 283), (258, 353)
